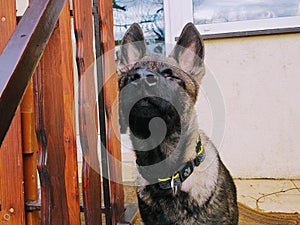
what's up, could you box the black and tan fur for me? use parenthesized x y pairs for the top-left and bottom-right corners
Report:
(118, 23), (238, 225)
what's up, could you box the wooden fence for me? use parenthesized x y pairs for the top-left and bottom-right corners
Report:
(0, 0), (134, 224)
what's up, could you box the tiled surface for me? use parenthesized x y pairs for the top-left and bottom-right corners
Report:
(292, 180), (300, 191)
(122, 161), (136, 182)
(122, 144), (136, 182)
(235, 179), (300, 213)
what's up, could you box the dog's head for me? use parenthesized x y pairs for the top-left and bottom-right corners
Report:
(118, 23), (205, 140)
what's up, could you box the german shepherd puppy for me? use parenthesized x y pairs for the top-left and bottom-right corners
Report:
(118, 23), (238, 225)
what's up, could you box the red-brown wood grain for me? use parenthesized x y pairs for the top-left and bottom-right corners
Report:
(33, 2), (80, 225)
(72, 0), (103, 224)
(0, 0), (67, 145)
(21, 80), (39, 225)
(97, 0), (125, 223)
(0, 0), (16, 51)
(0, 0), (25, 224)
(60, 2), (81, 224)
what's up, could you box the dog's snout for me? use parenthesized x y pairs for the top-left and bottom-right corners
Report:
(131, 68), (158, 87)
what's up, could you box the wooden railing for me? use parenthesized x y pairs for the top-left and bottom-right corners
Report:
(0, 0), (134, 224)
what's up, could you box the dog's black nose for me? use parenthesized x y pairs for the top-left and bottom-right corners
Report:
(131, 68), (158, 87)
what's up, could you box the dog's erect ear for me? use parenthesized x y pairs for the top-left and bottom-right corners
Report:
(169, 23), (204, 78)
(118, 23), (148, 72)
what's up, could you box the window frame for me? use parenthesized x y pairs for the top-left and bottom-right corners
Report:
(164, 0), (300, 46)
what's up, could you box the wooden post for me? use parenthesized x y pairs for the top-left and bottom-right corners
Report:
(0, 0), (25, 224)
(33, 1), (81, 224)
(97, 0), (125, 223)
(72, 0), (103, 224)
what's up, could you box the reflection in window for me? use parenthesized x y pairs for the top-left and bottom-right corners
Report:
(113, 0), (165, 55)
(193, 0), (300, 25)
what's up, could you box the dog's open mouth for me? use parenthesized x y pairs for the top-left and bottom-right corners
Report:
(129, 97), (180, 139)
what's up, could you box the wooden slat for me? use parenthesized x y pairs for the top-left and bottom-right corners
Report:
(0, 0), (25, 224)
(21, 80), (39, 225)
(33, 2), (80, 225)
(92, 0), (112, 224)
(59, 2), (81, 224)
(21, 81), (37, 154)
(33, 64), (51, 225)
(0, 0), (16, 51)
(72, 0), (103, 224)
(0, 0), (66, 145)
(0, 112), (24, 224)
(97, 0), (125, 223)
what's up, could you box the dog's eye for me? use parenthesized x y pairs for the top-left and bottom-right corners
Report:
(160, 68), (173, 77)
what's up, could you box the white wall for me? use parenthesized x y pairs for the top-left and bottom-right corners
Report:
(197, 33), (300, 179)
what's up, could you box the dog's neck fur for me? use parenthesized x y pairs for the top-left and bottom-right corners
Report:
(135, 111), (219, 206)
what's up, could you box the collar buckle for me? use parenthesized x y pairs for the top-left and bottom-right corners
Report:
(158, 172), (181, 190)
(170, 176), (178, 195)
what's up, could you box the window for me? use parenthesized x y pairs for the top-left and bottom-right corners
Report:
(113, 0), (165, 55)
(164, 0), (300, 43)
(194, 0), (300, 25)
